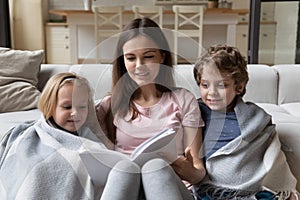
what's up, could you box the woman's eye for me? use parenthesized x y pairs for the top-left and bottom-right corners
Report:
(125, 57), (135, 61)
(144, 55), (155, 59)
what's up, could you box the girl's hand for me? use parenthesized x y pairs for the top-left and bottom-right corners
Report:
(171, 149), (206, 184)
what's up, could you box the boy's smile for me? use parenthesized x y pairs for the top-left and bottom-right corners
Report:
(199, 66), (244, 112)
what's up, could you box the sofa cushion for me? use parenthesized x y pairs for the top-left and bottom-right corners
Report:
(273, 65), (300, 105)
(0, 48), (44, 113)
(69, 64), (113, 99)
(0, 109), (42, 138)
(38, 64), (70, 91)
(280, 103), (300, 118)
(274, 123), (300, 190)
(244, 65), (278, 104)
(173, 65), (200, 99)
(257, 103), (300, 123)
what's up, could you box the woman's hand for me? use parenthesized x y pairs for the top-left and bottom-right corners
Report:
(171, 149), (206, 184)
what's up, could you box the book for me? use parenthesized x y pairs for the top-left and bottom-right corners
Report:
(79, 128), (177, 186)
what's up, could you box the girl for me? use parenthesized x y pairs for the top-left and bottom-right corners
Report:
(1, 72), (140, 199)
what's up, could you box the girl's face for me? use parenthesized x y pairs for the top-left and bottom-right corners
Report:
(122, 35), (165, 86)
(52, 83), (89, 132)
(199, 66), (245, 112)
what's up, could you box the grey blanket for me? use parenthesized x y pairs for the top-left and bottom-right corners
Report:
(196, 97), (298, 199)
(0, 117), (106, 199)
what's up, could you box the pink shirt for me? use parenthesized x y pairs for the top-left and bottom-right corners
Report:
(97, 88), (204, 156)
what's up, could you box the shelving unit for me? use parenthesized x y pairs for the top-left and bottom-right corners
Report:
(46, 23), (71, 64)
(155, 0), (208, 5)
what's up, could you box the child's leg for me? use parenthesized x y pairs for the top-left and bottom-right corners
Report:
(141, 158), (194, 200)
(100, 160), (140, 200)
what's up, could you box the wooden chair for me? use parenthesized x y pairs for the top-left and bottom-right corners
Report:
(132, 5), (163, 28)
(172, 5), (205, 64)
(93, 6), (123, 63)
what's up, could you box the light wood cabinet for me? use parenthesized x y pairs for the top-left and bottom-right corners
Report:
(46, 23), (71, 64)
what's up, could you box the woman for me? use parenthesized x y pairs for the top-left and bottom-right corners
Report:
(96, 17), (206, 199)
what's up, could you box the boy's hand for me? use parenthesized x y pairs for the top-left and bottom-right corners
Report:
(171, 149), (206, 184)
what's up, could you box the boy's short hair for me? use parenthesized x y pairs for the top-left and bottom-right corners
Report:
(193, 44), (249, 97)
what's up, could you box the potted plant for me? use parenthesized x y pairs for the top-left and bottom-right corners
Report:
(207, 0), (218, 8)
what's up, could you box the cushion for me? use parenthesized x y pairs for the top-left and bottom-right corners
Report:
(0, 48), (44, 113)
(273, 65), (300, 104)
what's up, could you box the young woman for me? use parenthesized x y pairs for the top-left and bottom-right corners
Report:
(96, 17), (206, 199)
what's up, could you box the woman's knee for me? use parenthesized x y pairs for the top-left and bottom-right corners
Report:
(113, 159), (140, 173)
(142, 158), (170, 173)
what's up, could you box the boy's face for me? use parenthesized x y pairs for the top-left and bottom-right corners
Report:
(52, 83), (89, 132)
(199, 66), (245, 112)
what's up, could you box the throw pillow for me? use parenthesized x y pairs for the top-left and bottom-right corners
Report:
(0, 48), (44, 113)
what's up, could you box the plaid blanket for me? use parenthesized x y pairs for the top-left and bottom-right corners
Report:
(0, 117), (106, 199)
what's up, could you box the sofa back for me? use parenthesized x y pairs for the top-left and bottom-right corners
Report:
(244, 64), (278, 104)
(38, 63), (296, 106)
(273, 64), (300, 104)
(68, 64), (201, 100)
(38, 64), (70, 91)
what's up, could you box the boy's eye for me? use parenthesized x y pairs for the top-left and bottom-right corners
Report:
(217, 83), (225, 88)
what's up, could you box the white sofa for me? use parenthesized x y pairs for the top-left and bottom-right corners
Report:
(0, 63), (299, 190)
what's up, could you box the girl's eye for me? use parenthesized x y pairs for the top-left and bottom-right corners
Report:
(63, 105), (72, 110)
(79, 105), (87, 109)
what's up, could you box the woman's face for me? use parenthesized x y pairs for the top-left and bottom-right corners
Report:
(122, 35), (165, 86)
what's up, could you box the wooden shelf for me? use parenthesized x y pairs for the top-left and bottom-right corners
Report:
(49, 8), (249, 17)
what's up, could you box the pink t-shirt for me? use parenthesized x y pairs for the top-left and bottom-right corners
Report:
(97, 88), (204, 156)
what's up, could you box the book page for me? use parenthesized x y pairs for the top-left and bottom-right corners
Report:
(80, 128), (177, 186)
(131, 128), (177, 166)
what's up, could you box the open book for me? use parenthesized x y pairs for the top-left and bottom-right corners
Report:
(80, 128), (177, 186)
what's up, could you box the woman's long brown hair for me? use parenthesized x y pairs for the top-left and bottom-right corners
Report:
(105, 17), (175, 144)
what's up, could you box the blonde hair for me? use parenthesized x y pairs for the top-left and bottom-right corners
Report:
(38, 72), (94, 120)
(38, 72), (113, 148)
